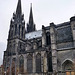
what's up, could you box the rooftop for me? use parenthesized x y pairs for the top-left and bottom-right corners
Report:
(25, 30), (42, 39)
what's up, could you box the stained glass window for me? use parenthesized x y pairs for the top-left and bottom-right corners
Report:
(27, 54), (33, 73)
(47, 51), (53, 72)
(19, 55), (24, 73)
(46, 32), (51, 45)
(36, 53), (41, 73)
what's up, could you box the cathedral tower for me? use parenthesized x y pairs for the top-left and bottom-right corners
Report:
(3, 0), (25, 73)
(8, 0), (25, 40)
(26, 4), (36, 33)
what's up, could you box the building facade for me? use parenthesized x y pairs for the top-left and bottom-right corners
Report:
(3, 0), (75, 75)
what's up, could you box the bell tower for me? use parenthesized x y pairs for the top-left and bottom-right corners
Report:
(3, 0), (25, 73)
(8, 0), (25, 40)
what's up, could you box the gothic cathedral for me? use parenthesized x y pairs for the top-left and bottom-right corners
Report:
(3, 0), (75, 75)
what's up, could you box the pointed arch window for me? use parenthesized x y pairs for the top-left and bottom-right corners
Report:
(12, 44), (15, 55)
(36, 53), (41, 73)
(15, 24), (17, 35)
(19, 25), (20, 36)
(10, 25), (13, 38)
(22, 27), (24, 38)
(46, 32), (51, 45)
(62, 60), (73, 71)
(19, 55), (24, 73)
(62, 60), (74, 75)
(47, 51), (53, 72)
(27, 54), (33, 73)
(11, 30), (13, 38)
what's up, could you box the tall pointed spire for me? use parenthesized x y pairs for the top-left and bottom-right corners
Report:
(26, 3), (36, 33)
(29, 3), (33, 24)
(16, 0), (22, 15)
(8, 0), (25, 40)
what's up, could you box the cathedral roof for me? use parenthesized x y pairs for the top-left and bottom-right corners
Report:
(25, 30), (42, 39)
(56, 21), (70, 28)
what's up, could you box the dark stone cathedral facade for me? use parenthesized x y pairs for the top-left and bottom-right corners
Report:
(3, 0), (75, 75)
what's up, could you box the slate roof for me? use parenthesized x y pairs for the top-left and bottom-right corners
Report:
(56, 21), (70, 28)
(25, 21), (73, 44)
(25, 30), (42, 39)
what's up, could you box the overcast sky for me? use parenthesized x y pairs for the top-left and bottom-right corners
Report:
(0, 0), (75, 65)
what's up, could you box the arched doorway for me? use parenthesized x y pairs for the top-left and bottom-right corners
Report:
(62, 60), (75, 75)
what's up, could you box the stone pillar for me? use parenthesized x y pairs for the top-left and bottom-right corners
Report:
(50, 23), (57, 74)
(43, 53), (48, 73)
(24, 54), (27, 73)
(41, 51), (45, 75)
(42, 25), (46, 47)
(33, 53), (36, 74)
(15, 41), (19, 74)
(70, 16), (75, 47)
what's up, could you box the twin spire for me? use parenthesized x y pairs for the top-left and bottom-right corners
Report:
(8, 0), (36, 40)
(16, 0), (22, 15)
(16, 0), (35, 33)
(16, 0), (36, 33)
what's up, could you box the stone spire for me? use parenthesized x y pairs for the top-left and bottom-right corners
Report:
(16, 0), (22, 15)
(8, 0), (25, 40)
(26, 3), (36, 33)
(29, 3), (34, 25)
